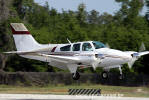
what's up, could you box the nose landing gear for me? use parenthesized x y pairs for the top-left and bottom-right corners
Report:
(118, 66), (124, 80)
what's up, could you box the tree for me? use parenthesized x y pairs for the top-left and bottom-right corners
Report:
(0, 0), (10, 22)
(76, 3), (87, 26)
(145, 0), (149, 22)
(115, 0), (144, 27)
(0, 0), (148, 75)
(88, 10), (99, 24)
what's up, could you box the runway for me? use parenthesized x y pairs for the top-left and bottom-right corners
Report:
(0, 94), (149, 100)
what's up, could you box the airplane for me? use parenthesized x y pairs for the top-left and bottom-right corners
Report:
(5, 23), (149, 80)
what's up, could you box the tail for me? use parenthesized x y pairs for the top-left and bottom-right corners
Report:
(10, 23), (45, 51)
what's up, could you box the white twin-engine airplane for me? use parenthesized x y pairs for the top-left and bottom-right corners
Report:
(5, 23), (149, 80)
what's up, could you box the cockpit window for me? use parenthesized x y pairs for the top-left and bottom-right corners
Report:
(73, 43), (80, 51)
(60, 45), (71, 51)
(93, 41), (106, 49)
(82, 43), (93, 51)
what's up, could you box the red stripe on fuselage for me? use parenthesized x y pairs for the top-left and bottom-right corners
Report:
(11, 26), (30, 35)
(51, 46), (57, 52)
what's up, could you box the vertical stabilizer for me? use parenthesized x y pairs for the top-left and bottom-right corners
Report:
(11, 23), (43, 51)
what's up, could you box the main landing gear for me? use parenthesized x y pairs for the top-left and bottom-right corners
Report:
(101, 71), (109, 79)
(72, 71), (80, 80)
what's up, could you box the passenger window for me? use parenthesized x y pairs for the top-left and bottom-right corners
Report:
(82, 43), (93, 51)
(72, 43), (80, 51)
(60, 45), (71, 51)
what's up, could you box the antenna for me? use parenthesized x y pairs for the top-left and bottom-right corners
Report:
(67, 38), (72, 44)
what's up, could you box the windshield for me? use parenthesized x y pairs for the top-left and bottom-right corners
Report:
(92, 41), (106, 49)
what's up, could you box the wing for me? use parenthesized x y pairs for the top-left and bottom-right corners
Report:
(138, 51), (149, 57)
(4, 48), (80, 63)
(4, 50), (85, 73)
(124, 51), (149, 57)
(40, 54), (82, 73)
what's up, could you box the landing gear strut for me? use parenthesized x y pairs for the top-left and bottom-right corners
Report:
(119, 67), (124, 79)
(72, 71), (80, 80)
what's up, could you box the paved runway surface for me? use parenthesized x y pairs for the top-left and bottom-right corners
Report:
(0, 94), (149, 100)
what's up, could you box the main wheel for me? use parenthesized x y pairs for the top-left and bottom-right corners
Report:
(72, 71), (80, 80)
(101, 71), (108, 79)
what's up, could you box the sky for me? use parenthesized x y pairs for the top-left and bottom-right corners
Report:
(34, 0), (147, 15)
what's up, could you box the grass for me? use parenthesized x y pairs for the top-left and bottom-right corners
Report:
(0, 84), (148, 97)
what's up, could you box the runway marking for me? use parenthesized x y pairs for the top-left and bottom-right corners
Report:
(0, 94), (149, 100)
(68, 89), (101, 95)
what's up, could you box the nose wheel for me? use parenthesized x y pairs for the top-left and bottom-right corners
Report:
(72, 71), (80, 80)
(101, 71), (109, 79)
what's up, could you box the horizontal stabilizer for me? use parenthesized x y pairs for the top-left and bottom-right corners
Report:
(4, 51), (34, 54)
(4, 47), (52, 55)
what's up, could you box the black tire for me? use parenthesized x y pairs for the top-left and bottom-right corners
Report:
(101, 71), (108, 79)
(72, 71), (80, 80)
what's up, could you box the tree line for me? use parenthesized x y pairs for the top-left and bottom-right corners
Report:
(0, 0), (149, 75)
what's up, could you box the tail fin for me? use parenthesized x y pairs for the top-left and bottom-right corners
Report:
(11, 23), (43, 51)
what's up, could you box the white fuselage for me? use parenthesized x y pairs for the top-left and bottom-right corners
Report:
(20, 41), (133, 70)
(44, 41), (133, 69)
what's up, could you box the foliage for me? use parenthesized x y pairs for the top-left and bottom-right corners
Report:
(0, 0), (148, 75)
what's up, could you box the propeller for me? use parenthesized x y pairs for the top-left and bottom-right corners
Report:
(92, 60), (100, 70)
(128, 53), (139, 68)
(105, 43), (110, 48)
(92, 53), (104, 70)
(139, 42), (146, 52)
(128, 42), (146, 69)
(94, 42), (108, 68)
